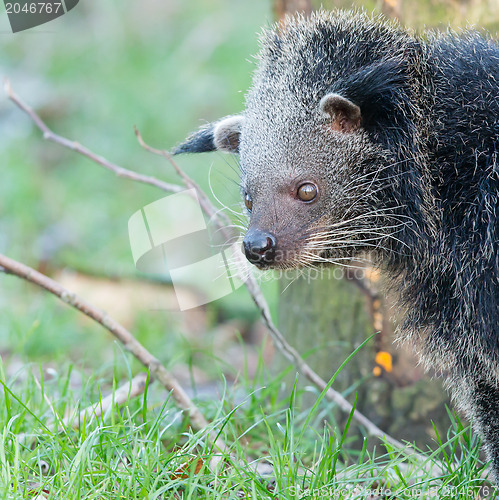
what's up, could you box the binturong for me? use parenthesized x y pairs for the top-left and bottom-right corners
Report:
(174, 10), (499, 482)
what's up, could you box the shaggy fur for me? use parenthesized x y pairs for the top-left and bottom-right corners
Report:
(174, 10), (499, 482)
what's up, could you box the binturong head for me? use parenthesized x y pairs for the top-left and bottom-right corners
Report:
(173, 11), (427, 271)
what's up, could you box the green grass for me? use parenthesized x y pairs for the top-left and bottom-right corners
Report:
(0, 351), (495, 499)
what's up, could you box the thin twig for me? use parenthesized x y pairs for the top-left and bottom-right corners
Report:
(63, 372), (148, 429)
(0, 253), (227, 452)
(134, 127), (233, 230)
(18, 373), (154, 447)
(5, 82), (433, 464)
(3, 80), (184, 195)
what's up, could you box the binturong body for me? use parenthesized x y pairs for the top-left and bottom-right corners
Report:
(174, 10), (499, 482)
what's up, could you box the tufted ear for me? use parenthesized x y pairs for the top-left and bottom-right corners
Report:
(173, 115), (244, 154)
(320, 93), (361, 133)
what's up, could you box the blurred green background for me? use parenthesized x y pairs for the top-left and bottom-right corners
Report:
(0, 0), (275, 370)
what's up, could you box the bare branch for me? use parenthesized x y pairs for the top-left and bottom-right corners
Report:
(18, 372), (150, 447)
(0, 252), (227, 452)
(3, 79), (184, 195)
(63, 372), (148, 429)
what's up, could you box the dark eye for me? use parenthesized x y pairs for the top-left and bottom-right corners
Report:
(297, 183), (318, 202)
(244, 192), (253, 212)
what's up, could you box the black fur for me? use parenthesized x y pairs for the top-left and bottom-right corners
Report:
(172, 123), (216, 154)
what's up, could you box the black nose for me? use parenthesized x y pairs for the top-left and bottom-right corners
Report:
(242, 230), (277, 265)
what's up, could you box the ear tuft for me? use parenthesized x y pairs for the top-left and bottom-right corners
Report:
(320, 93), (361, 133)
(172, 124), (217, 155)
(173, 115), (244, 155)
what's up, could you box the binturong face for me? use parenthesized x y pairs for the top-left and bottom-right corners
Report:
(237, 76), (395, 270)
(173, 89), (402, 271)
(237, 91), (384, 270)
(173, 12), (420, 271)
